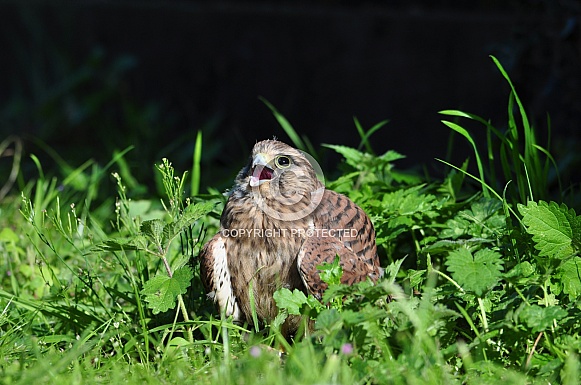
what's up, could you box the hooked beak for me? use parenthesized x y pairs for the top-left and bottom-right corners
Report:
(249, 153), (274, 187)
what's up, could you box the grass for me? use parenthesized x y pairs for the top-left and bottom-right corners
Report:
(1, 57), (580, 384)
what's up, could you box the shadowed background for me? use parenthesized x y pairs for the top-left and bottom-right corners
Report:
(1, 1), (579, 195)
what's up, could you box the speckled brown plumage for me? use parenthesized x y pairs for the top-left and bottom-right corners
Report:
(199, 139), (381, 336)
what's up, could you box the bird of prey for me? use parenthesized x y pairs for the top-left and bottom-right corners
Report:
(199, 139), (382, 336)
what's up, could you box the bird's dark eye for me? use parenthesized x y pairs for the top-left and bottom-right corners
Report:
(275, 155), (292, 168)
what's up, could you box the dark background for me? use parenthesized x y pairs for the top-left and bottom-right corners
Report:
(1, 0), (579, 195)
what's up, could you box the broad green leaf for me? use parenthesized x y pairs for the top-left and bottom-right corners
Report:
(172, 201), (216, 235)
(441, 198), (505, 240)
(407, 269), (426, 288)
(384, 258), (405, 284)
(341, 308), (386, 326)
(445, 248), (504, 296)
(468, 198), (503, 223)
(184, 199), (216, 217)
(377, 150), (406, 163)
(559, 258), (581, 301)
(273, 288), (307, 315)
(318, 256), (343, 286)
(323, 144), (404, 171)
(141, 266), (193, 314)
(0, 227), (19, 243)
(518, 201), (578, 259)
(519, 304), (567, 333)
(314, 308), (341, 331)
(440, 217), (471, 239)
(127, 199), (152, 217)
(504, 261), (535, 279)
(323, 144), (369, 169)
(141, 201), (215, 249)
(305, 294), (325, 313)
(381, 186), (440, 217)
(271, 311), (288, 330)
(566, 206), (581, 250)
(141, 219), (165, 245)
(168, 336), (190, 348)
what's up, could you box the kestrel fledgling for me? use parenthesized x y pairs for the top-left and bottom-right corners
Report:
(199, 139), (381, 336)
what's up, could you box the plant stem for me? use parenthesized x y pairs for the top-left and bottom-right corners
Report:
(477, 297), (489, 332)
(432, 269), (464, 293)
(525, 332), (543, 368)
(177, 294), (194, 343)
(162, 256), (173, 278)
(161, 255), (194, 343)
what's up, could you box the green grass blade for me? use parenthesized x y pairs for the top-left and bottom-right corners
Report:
(491, 55), (548, 201)
(353, 116), (367, 152)
(485, 121), (497, 189)
(30, 154), (45, 180)
(436, 158), (520, 219)
(440, 120), (488, 197)
(111, 146), (139, 189)
(354, 116), (389, 154)
(440, 110), (512, 147)
(534, 143), (562, 194)
(491, 55), (530, 132)
(301, 134), (318, 159)
(191, 130), (203, 196)
(259, 96), (308, 152)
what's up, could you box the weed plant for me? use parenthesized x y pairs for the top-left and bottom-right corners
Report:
(0, 57), (580, 384)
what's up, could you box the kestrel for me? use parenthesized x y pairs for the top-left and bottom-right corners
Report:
(199, 139), (382, 336)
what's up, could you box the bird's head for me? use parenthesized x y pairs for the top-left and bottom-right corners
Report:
(232, 139), (324, 221)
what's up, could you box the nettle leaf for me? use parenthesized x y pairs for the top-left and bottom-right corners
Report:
(558, 258), (581, 301)
(273, 288), (308, 315)
(440, 216), (471, 239)
(323, 144), (405, 172)
(314, 308), (342, 331)
(141, 202), (215, 248)
(141, 266), (193, 314)
(98, 238), (140, 251)
(173, 201), (216, 235)
(141, 219), (165, 246)
(324, 171), (362, 194)
(318, 256), (343, 286)
(381, 186), (439, 217)
(504, 261), (535, 279)
(469, 198), (503, 223)
(445, 248), (504, 296)
(306, 294), (324, 312)
(384, 258), (405, 284)
(341, 307), (386, 326)
(377, 149), (407, 163)
(518, 201), (579, 259)
(97, 235), (149, 252)
(441, 198), (505, 240)
(519, 304), (567, 333)
(407, 269), (426, 288)
(323, 145), (372, 170)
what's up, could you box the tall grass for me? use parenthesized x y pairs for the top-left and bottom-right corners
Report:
(439, 56), (561, 206)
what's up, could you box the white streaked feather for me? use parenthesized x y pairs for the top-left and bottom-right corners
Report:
(212, 236), (241, 320)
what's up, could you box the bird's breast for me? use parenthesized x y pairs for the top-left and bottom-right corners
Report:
(223, 210), (308, 282)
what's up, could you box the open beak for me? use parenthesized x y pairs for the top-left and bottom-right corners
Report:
(249, 153), (274, 187)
